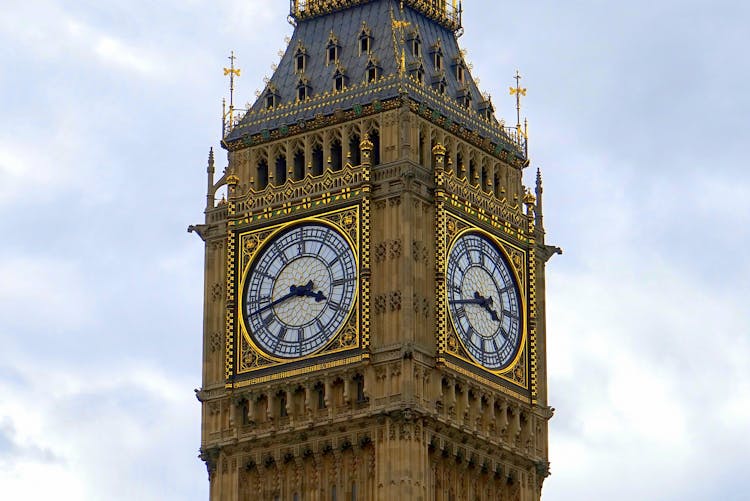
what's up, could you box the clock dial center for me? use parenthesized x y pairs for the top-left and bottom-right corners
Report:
(272, 256), (330, 327)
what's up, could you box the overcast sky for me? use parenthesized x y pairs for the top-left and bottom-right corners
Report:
(1, 1), (748, 500)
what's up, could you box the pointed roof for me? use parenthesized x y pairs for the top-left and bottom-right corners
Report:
(224, 0), (524, 158)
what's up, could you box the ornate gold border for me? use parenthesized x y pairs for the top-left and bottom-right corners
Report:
(443, 225), (528, 375)
(237, 211), (360, 363)
(226, 205), (365, 384)
(232, 354), (368, 387)
(525, 200), (539, 404)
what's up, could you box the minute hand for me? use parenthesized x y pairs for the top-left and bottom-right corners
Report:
(248, 283), (310, 317)
(449, 298), (485, 305)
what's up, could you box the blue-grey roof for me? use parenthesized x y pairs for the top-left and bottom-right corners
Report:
(226, 0), (523, 157)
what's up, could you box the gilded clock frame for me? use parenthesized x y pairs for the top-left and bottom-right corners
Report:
(444, 225), (528, 375)
(227, 204), (368, 386)
(438, 210), (533, 397)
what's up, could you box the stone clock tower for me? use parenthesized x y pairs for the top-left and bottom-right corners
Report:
(191, 1), (558, 499)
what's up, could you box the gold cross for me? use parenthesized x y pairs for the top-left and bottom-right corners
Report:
(509, 70), (527, 129)
(223, 51), (241, 136)
(224, 51), (241, 78)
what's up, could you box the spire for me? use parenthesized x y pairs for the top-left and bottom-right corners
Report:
(535, 167), (544, 231)
(207, 147), (216, 209)
(224, 0), (523, 160)
(223, 51), (241, 137)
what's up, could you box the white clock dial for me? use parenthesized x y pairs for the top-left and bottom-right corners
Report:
(446, 232), (523, 370)
(243, 223), (357, 358)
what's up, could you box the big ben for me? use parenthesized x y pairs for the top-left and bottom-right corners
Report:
(191, 1), (558, 499)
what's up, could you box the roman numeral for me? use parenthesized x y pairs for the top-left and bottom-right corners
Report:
(261, 314), (274, 328)
(499, 328), (509, 342)
(328, 301), (345, 312)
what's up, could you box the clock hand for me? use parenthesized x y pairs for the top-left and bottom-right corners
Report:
(449, 298), (485, 305)
(471, 292), (501, 322)
(295, 280), (327, 302)
(479, 295), (501, 322)
(450, 291), (488, 306)
(485, 305), (500, 322)
(449, 292), (500, 321)
(248, 283), (306, 316)
(300, 289), (328, 302)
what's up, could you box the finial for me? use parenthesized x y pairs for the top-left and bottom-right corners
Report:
(360, 134), (374, 152)
(535, 168), (544, 229)
(509, 70), (527, 131)
(208, 147), (215, 173)
(523, 189), (536, 207)
(223, 51), (241, 134)
(360, 134), (374, 166)
(226, 173), (240, 186)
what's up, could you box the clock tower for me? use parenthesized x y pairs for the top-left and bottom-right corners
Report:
(191, 1), (558, 499)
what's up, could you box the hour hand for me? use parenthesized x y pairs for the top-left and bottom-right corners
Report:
(484, 304), (500, 322)
(300, 289), (327, 302)
(478, 294), (501, 322)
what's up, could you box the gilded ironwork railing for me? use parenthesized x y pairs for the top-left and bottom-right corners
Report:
(290, 0), (462, 31)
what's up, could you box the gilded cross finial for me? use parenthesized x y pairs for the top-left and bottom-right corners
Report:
(509, 69), (527, 130)
(223, 51), (241, 136)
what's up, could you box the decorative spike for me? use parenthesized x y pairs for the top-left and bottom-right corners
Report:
(206, 147), (215, 209)
(535, 168), (544, 230)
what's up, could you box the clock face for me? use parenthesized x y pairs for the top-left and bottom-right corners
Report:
(446, 232), (523, 370)
(242, 223), (357, 359)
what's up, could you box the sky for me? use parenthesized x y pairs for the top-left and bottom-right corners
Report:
(0, 0), (748, 500)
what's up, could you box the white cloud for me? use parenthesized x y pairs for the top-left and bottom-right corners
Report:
(0, 0), (166, 80)
(0, 361), (204, 501)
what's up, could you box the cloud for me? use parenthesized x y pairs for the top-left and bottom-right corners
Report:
(0, 361), (203, 501)
(0, 0), (166, 80)
(0, 418), (62, 465)
(541, 166), (750, 500)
